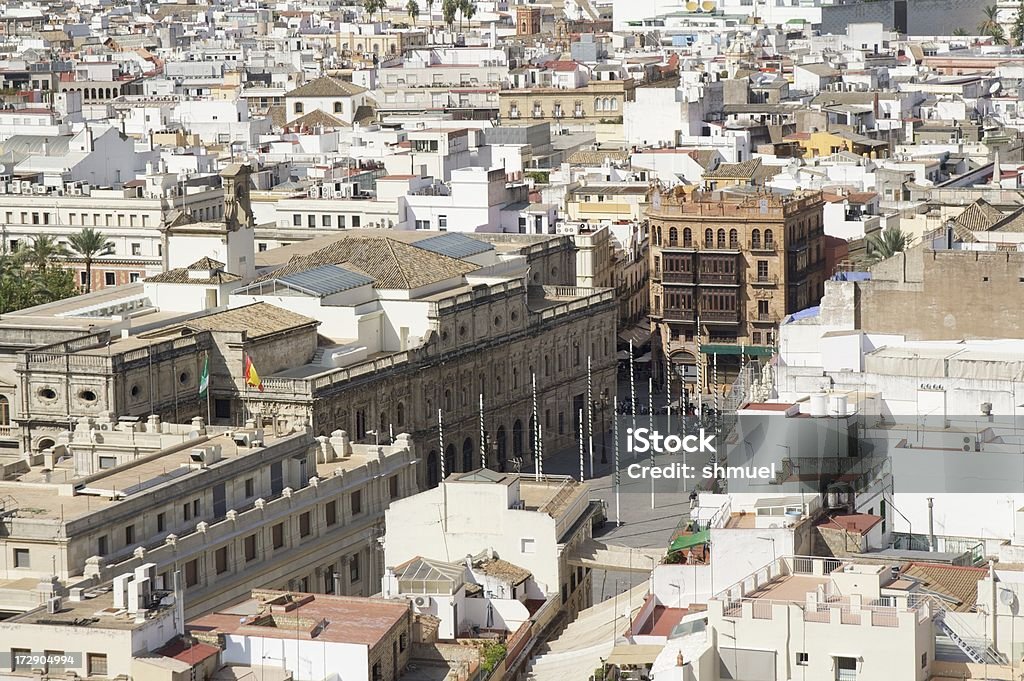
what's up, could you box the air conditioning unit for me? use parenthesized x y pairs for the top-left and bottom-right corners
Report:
(322, 187), (334, 199)
(10, 182), (20, 194)
(47, 596), (62, 614)
(308, 186), (320, 199)
(20, 181), (31, 193)
(34, 185), (46, 194)
(413, 595), (431, 608)
(189, 444), (222, 465)
(72, 188), (82, 196)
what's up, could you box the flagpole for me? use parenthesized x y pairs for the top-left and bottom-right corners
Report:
(614, 395), (620, 527)
(578, 408), (584, 483)
(649, 375), (655, 510)
(629, 339), (636, 459)
(438, 408), (446, 480)
(587, 356), (594, 478)
(479, 392), (486, 470)
(531, 372), (540, 481)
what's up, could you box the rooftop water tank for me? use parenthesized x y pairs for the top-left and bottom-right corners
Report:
(810, 393), (827, 417)
(829, 394), (848, 417)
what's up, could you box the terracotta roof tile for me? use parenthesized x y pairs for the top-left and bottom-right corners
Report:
(252, 236), (477, 290)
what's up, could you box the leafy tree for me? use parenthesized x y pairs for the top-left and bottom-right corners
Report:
(67, 227), (114, 293)
(406, 0), (419, 25)
(0, 245), (78, 314)
(859, 227), (913, 267)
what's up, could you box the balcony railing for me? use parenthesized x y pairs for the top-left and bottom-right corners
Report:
(701, 309), (740, 323)
(749, 240), (777, 253)
(751, 274), (778, 286)
(663, 309), (696, 322)
(698, 273), (740, 285)
(662, 271), (695, 284)
(0, 425), (13, 438)
(753, 312), (776, 322)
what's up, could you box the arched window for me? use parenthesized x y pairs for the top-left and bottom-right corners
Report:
(594, 98), (603, 112)
(444, 389), (452, 411)
(0, 395), (9, 426)
(427, 450), (440, 487)
(396, 402), (404, 427)
(704, 228), (713, 247)
(462, 437), (474, 472)
(729, 229), (738, 248)
(294, 102), (304, 115)
(610, 98), (618, 111)
(751, 229), (761, 249)
(528, 416), (537, 454)
(683, 227), (692, 247)
(444, 444), (456, 478)
(333, 101), (344, 114)
(655, 225), (662, 246)
(717, 229), (726, 248)
(512, 419), (524, 457)
(764, 228), (774, 247)
(496, 426), (507, 471)
(668, 227), (678, 246)
(544, 355), (551, 376)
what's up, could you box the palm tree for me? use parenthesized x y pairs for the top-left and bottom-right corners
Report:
(952, 27), (968, 36)
(442, 0), (458, 34)
(426, 0), (435, 31)
(460, 0), (475, 27)
(859, 227), (913, 267)
(406, 0), (419, 26)
(979, 4), (1007, 42)
(21, 235), (69, 271)
(67, 227), (114, 293)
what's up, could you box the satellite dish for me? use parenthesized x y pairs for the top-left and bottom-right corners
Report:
(990, 81), (1002, 95)
(1000, 589), (1016, 607)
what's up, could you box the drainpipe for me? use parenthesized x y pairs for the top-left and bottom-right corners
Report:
(927, 497), (935, 552)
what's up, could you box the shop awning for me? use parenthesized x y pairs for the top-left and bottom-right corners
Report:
(669, 530), (710, 552)
(701, 344), (774, 357)
(607, 645), (664, 667)
(618, 324), (652, 347)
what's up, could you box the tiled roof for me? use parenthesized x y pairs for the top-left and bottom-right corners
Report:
(988, 205), (1024, 233)
(265, 105), (287, 128)
(183, 302), (319, 338)
(566, 149), (630, 166)
(704, 157), (763, 180)
(286, 75), (367, 98)
(902, 563), (986, 612)
(253, 236), (478, 290)
(475, 558), (532, 585)
(145, 257), (242, 285)
(954, 199), (1005, 232)
(288, 108), (349, 129)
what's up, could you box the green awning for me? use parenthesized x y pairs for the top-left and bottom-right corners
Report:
(670, 530), (710, 552)
(701, 344), (774, 357)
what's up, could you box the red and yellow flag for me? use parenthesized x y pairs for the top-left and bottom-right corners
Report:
(243, 355), (264, 392)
